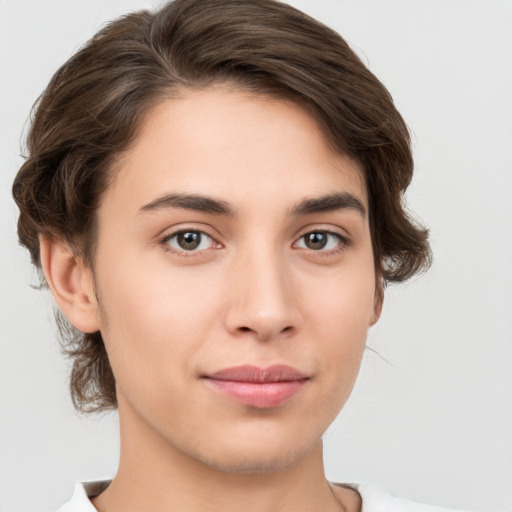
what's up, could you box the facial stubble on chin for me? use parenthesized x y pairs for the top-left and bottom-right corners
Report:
(185, 439), (323, 475)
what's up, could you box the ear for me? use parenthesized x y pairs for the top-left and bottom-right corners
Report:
(39, 235), (100, 333)
(369, 280), (384, 327)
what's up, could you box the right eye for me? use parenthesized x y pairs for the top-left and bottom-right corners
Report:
(161, 230), (217, 253)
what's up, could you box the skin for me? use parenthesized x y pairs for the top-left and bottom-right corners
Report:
(41, 86), (381, 512)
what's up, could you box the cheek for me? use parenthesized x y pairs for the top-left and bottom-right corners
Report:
(305, 258), (376, 336)
(94, 257), (223, 389)
(302, 263), (375, 389)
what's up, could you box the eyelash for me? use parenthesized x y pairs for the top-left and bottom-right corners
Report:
(159, 229), (350, 257)
(159, 230), (220, 257)
(293, 229), (350, 255)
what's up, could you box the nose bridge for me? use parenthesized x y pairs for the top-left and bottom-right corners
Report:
(225, 236), (297, 340)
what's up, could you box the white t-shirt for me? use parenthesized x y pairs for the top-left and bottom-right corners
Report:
(56, 480), (470, 512)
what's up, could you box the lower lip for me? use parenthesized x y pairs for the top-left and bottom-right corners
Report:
(204, 379), (308, 408)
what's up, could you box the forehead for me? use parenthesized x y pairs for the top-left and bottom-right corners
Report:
(105, 86), (367, 217)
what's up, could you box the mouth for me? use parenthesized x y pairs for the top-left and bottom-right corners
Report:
(202, 365), (310, 409)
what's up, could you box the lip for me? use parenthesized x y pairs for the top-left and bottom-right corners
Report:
(203, 365), (309, 408)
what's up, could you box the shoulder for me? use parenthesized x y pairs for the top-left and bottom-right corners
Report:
(344, 483), (473, 512)
(56, 481), (110, 512)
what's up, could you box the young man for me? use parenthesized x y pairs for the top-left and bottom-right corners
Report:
(10, 1), (497, 511)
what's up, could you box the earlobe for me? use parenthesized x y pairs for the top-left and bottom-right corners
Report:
(369, 282), (384, 327)
(39, 235), (100, 333)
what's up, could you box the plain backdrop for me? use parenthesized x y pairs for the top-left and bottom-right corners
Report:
(1, 1), (511, 511)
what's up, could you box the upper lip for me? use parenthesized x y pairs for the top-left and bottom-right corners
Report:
(205, 364), (308, 383)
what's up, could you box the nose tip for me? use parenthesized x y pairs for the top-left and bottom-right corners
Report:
(236, 320), (295, 341)
(223, 253), (299, 341)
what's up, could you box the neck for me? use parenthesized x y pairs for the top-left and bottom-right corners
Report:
(91, 396), (356, 512)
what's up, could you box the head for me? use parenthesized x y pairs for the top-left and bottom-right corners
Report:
(13, 0), (430, 472)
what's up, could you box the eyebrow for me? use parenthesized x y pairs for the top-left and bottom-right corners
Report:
(139, 193), (235, 216)
(139, 191), (366, 218)
(290, 192), (366, 218)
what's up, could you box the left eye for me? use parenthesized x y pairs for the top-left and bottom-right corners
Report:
(295, 231), (344, 251)
(164, 230), (215, 252)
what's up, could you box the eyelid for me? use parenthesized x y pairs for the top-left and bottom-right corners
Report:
(159, 226), (223, 256)
(293, 228), (350, 253)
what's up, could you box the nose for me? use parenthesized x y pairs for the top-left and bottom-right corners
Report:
(223, 244), (299, 341)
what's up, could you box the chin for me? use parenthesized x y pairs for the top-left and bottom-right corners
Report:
(182, 426), (320, 475)
(196, 445), (312, 475)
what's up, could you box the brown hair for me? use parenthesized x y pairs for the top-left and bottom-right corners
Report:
(12, 0), (431, 413)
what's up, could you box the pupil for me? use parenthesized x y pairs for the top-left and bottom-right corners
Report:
(178, 231), (201, 250)
(306, 232), (327, 250)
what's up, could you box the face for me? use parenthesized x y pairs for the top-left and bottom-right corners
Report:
(90, 87), (379, 473)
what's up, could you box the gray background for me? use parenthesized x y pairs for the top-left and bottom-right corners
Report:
(1, 1), (511, 511)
